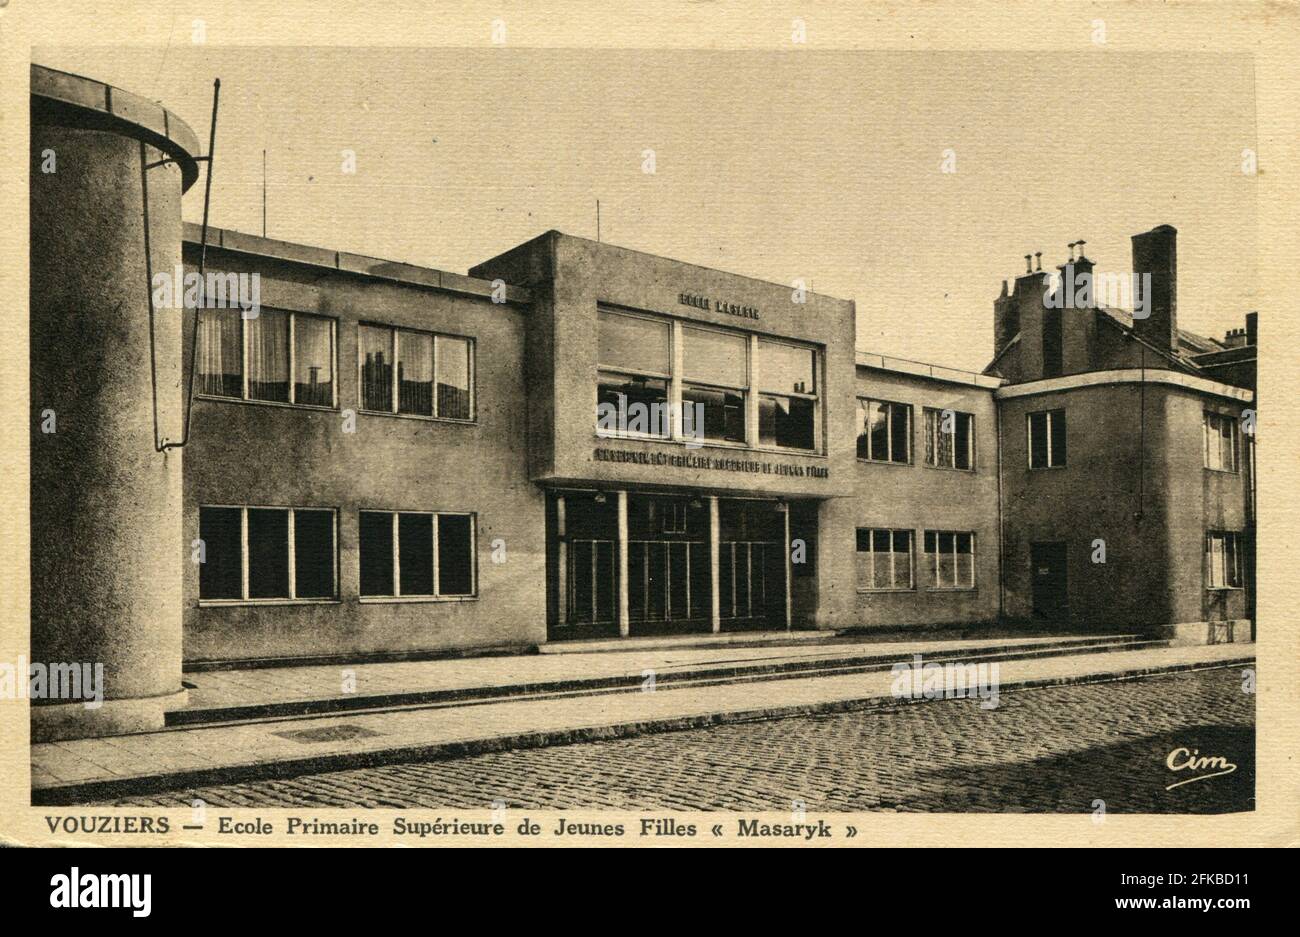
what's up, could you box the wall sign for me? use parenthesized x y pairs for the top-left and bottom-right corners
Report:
(594, 447), (828, 478)
(677, 292), (760, 320)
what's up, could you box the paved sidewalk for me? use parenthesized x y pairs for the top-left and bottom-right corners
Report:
(32, 641), (1253, 803)
(177, 633), (1135, 715)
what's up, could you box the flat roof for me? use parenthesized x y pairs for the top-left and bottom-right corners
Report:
(856, 351), (1005, 389)
(182, 223), (533, 306)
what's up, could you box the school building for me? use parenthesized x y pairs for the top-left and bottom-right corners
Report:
(28, 64), (1257, 740)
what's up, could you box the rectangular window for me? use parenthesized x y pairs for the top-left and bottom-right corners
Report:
(855, 527), (914, 590)
(924, 408), (975, 470)
(682, 325), (748, 444)
(197, 506), (337, 602)
(857, 399), (911, 464)
(595, 308), (823, 453)
(757, 339), (818, 450)
(597, 310), (673, 439)
(924, 530), (975, 589)
(359, 510), (477, 598)
(359, 324), (475, 420)
(197, 309), (336, 407)
(1203, 412), (1239, 473)
(1205, 531), (1244, 589)
(1027, 409), (1067, 468)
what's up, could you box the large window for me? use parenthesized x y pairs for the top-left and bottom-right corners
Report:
(597, 311), (673, 439)
(359, 324), (474, 420)
(757, 339), (818, 450)
(924, 530), (975, 589)
(198, 506), (337, 602)
(359, 510), (476, 598)
(855, 528), (914, 591)
(198, 309), (336, 407)
(924, 408), (974, 470)
(1027, 408), (1066, 468)
(595, 308), (822, 451)
(1205, 531), (1244, 589)
(1204, 412), (1239, 473)
(682, 325), (747, 444)
(857, 399), (911, 464)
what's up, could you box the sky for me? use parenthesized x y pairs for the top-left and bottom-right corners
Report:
(35, 46), (1259, 372)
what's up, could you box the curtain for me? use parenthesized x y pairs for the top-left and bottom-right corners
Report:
(294, 315), (333, 406)
(197, 308), (241, 397)
(435, 335), (471, 419)
(397, 330), (433, 415)
(359, 325), (392, 411)
(246, 309), (289, 402)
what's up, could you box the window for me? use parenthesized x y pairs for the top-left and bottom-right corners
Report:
(197, 309), (336, 407)
(924, 530), (975, 589)
(682, 325), (747, 444)
(359, 510), (477, 598)
(197, 506), (337, 602)
(359, 324), (475, 420)
(855, 528), (914, 590)
(1204, 412), (1239, 473)
(1205, 531), (1244, 589)
(857, 399), (911, 463)
(595, 307), (824, 452)
(1027, 409), (1066, 468)
(597, 311), (672, 439)
(757, 339), (818, 450)
(924, 408), (975, 470)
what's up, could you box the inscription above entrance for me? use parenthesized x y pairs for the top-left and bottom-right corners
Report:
(677, 292), (760, 320)
(594, 447), (828, 478)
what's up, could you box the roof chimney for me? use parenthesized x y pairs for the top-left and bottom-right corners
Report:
(1130, 224), (1178, 356)
(1246, 311), (1258, 347)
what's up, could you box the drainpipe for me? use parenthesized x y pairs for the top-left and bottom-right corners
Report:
(996, 401), (1005, 623)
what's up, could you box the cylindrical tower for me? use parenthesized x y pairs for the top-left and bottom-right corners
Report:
(30, 64), (201, 740)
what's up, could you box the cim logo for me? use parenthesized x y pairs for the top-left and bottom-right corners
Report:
(49, 867), (151, 918)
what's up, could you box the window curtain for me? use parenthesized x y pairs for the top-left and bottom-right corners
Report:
(397, 330), (434, 415)
(294, 316), (333, 406)
(359, 325), (392, 411)
(435, 335), (471, 419)
(198, 308), (241, 397)
(246, 310), (289, 402)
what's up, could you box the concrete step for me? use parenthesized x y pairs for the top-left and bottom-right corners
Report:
(167, 634), (1158, 728)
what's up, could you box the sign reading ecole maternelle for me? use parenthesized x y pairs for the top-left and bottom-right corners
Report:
(594, 447), (829, 478)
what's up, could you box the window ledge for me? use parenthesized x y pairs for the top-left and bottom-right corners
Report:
(196, 394), (338, 413)
(926, 587), (979, 593)
(358, 596), (478, 604)
(199, 599), (341, 608)
(855, 458), (913, 468)
(1027, 465), (1067, 471)
(922, 464), (978, 474)
(593, 432), (826, 458)
(1205, 586), (1244, 593)
(358, 409), (477, 426)
(857, 588), (916, 594)
(1203, 467), (1241, 476)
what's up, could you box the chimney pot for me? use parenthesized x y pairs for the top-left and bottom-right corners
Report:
(1024, 254), (1032, 274)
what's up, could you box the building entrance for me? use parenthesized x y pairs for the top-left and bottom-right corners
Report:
(549, 491), (792, 640)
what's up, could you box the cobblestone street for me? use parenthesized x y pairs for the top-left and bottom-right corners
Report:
(103, 668), (1255, 813)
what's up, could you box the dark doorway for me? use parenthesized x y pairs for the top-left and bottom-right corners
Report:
(1030, 541), (1069, 621)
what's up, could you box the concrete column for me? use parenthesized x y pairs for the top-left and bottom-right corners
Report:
(708, 496), (721, 633)
(616, 490), (629, 637)
(29, 66), (201, 740)
(782, 504), (793, 631)
(555, 495), (568, 627)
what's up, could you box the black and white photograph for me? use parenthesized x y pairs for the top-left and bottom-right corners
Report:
(0, 1), (1294, 870)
